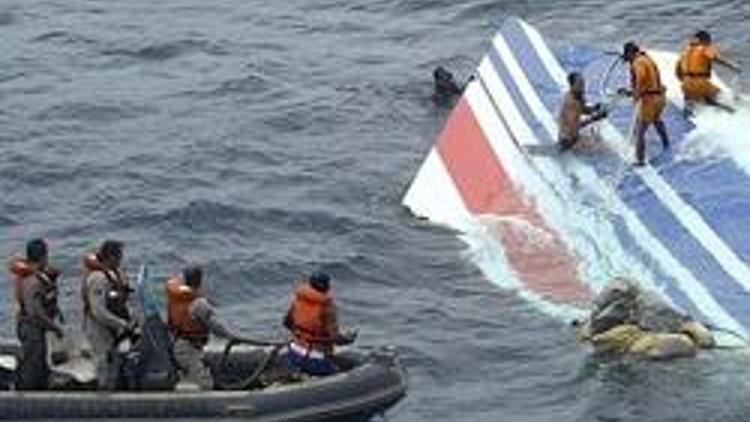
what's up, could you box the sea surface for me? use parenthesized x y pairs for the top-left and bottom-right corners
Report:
(2, 1), (750, 421)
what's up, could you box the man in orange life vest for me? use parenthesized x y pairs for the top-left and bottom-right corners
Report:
(81, 240), (136, 390)
(618, 41), (670, 167)
(284, 272), (356, 376)
(675, 30), (741, 113)
(8, 239), (64, 390)
(166, 266), (240, 389)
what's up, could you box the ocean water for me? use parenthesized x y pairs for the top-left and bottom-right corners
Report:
(1, 1), (750, 421)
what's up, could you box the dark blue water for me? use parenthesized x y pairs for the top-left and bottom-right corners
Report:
(2, 1), (750, 421)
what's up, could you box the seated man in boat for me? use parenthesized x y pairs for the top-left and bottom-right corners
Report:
(675, 30), (741, 113)
(81, 240), (137, 390)
(574, 277), (714, 359)
(165, 266), (243, 389)
(284, 272), (357, 376)
(618, 41), (670, 166)
(8, 239), (64, 390)
(557, 72), (608, 152)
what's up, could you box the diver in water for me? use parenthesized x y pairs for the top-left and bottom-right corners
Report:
(618, 41), (670, 166)
(574, 277), (714, 360)
(675, 30), (741, 114)
(433, 66), (464, 105)
(557, 72), (608, 152)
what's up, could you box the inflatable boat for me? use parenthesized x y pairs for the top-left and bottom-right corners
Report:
(0, 340), (407, 420)
(405, 17), (750, 344)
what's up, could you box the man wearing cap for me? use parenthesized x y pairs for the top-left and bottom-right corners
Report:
(619, 41), (670, 166)
(283, 272), (356, 376)
(675, 30), (741, 113)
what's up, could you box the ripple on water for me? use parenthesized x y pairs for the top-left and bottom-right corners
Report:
(100, 39), (230, 62)
(30, 30), (97, 46)
(0, 216), (17, 227)
(0, 11), (14, 26)
(34, 101), (158, 123)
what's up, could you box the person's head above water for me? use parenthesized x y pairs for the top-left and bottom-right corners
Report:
(433, 65), (462, 97)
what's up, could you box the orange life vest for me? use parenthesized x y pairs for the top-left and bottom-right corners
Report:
(165, 278), (208, 348)
(678, 39), (714, 79)
(630, 52), (664, 99)
(287, 283), (336, 353)
(8, 258), (59, 319)
(80, 252), (130, 321)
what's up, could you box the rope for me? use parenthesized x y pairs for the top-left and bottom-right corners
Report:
(703, 323), (750, 349)
(215, 338), (288, 390)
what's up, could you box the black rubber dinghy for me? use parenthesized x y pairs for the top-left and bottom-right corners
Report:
(0, 342), (407, 421)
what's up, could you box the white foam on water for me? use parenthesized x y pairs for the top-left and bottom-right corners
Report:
(459, 221), (587, 322)
(520, 22), (747, 334)
(471, 58), (659, 299)
(476, 214), (555, 255)
(679, 101), (750, 177)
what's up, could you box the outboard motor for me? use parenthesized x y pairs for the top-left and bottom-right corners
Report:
(120, 314), (178, 391)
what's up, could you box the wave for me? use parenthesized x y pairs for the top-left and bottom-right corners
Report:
(680, 101), (750, 177)
(34, 101), (157, 123)
(183, 73), (272, 100)
(31, 30), (97, 46)
(101, 39), (229, 62)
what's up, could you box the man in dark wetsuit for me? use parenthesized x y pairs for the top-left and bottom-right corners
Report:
(8, 239), (64, 390)
(557, 72), (607, 152)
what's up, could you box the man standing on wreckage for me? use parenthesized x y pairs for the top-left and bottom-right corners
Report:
(573, 277), (715, 359)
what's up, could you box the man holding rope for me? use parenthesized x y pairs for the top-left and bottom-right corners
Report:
(618, 41), (670, 167)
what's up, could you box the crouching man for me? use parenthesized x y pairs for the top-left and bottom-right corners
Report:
(574, 277), (714, 360)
